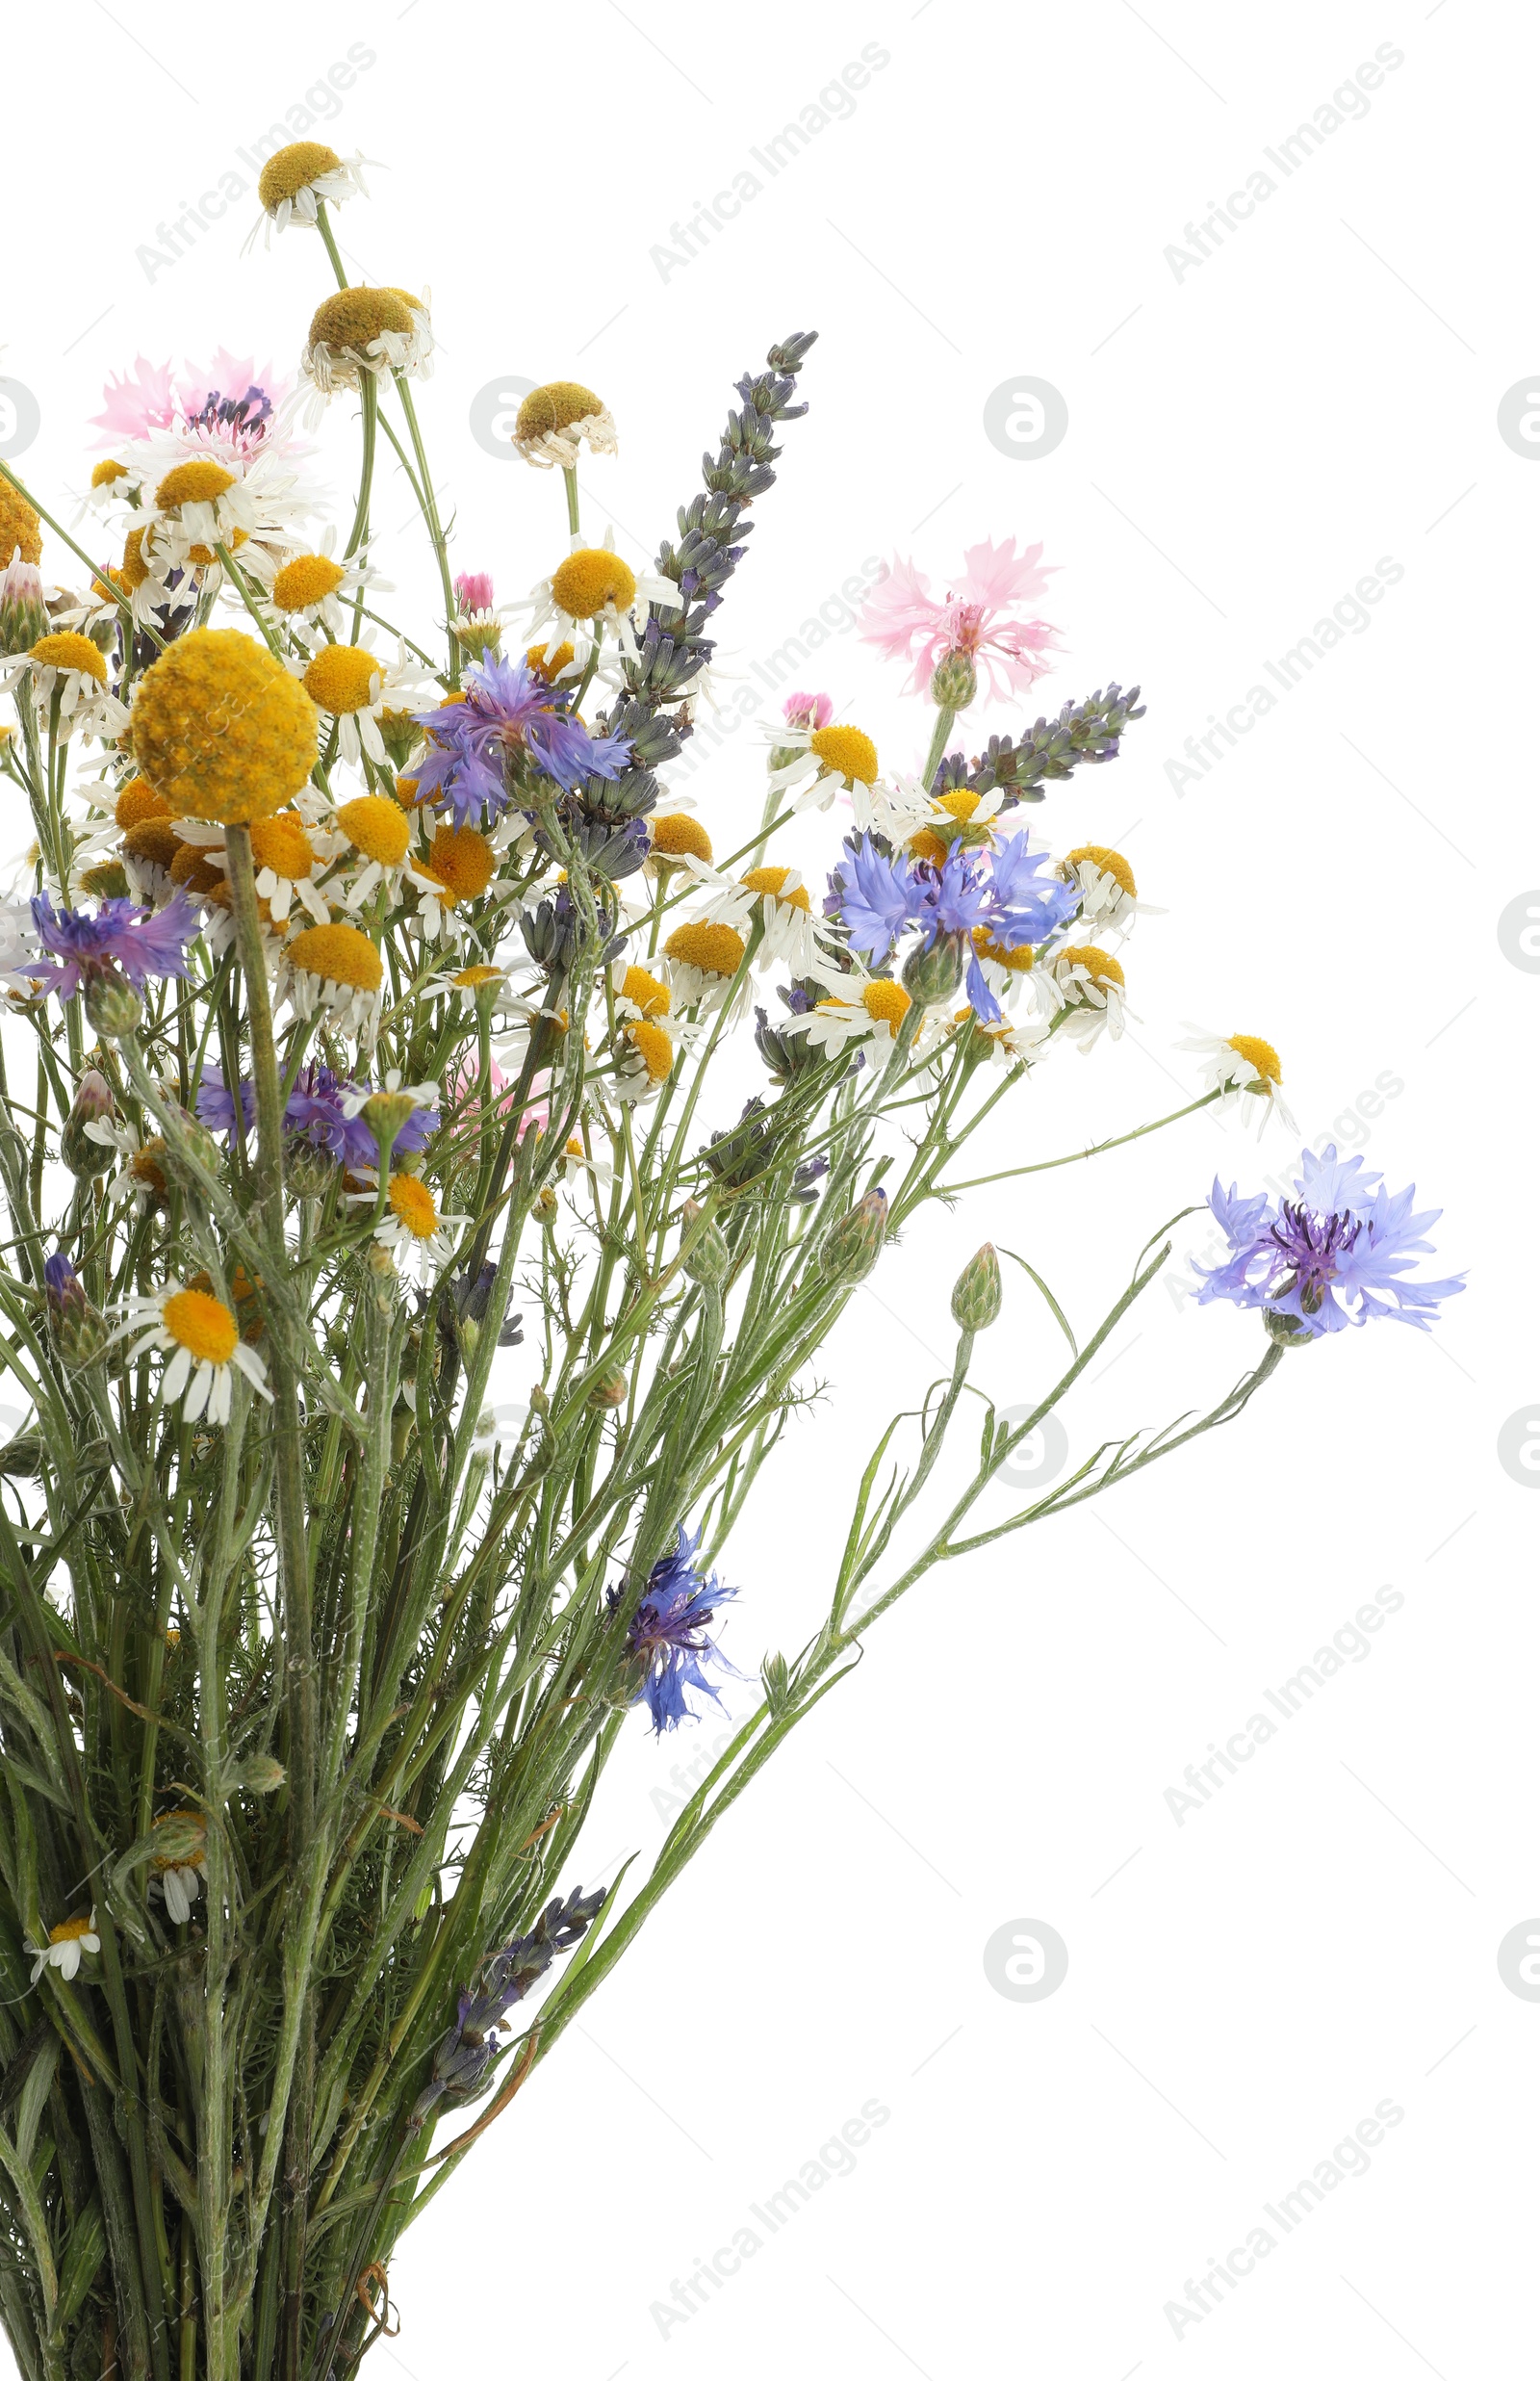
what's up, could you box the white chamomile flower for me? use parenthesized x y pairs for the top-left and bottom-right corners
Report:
(782, 955), (915, 1052)
(763, 717), (881, 815)
(1042, 945), (1136, 1051)
(512, 382), (619, 470)
(660, 919), (756, 1019)
(27, 1914), (99, 1982)
(278, 922), (385, 1046)
(2, 633), (129, 742)
(294, 636), (431, 769)
(556, 1131), (614, 1195)
(966, 1005), (1055, 1070)
(300, 287), (434, 423)
(244, 142), (375, 249)
(1060, 843), (1159, 937)
(1176, 1025), (1297, 1135)
(109, 1281), (272, 1425)
(695, 865), (831, 975)
(147, 1813), (208, 1923)
(353, 1174), (465, 1282)
(518, 530), (678, 667)
(428, 960), (517, 1016)
(249, 526), (390, 634)
(175, 813), (333, 926)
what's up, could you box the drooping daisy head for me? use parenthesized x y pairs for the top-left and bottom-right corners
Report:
(765, 717), (881, 813)
(28, 1912), (100, 1983)
(363, 1172), (465, 1281)
(301, 287), (433, 407)
(1176, 1026), (1297, 1135)
(4, 631), (129, 742)
(250, 142), (372, 243)
(513, 381), (618, 470)
(280, 920), (385, 1040)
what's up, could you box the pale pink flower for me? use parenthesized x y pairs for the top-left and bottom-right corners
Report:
(782, 689), (833, 729)
(857, 536), (1060, 703)
(90, 357), (177, 443)
(90, 352), (293, 454)
(454, 571), (497, 613)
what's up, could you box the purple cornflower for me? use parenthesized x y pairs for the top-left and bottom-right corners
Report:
(196, 1067), (256, 1137)
(412, 653), (632, 828)
(613, 1525), (739, 1733)
(1193, 1146), (1465, 1337)
(31, 893), (198, 1000)
(830, 832), (1076, 1022)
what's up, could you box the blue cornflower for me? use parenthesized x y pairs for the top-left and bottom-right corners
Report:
(614, 1525), (740, 1733)
(195, 1064), (438, 1167)
(1193, 1146), (1465, 1337)
(196, 1067), (256, 1137)
(32, 893), (198, 999)
(413, 653), (632, 828)
(830, 833), (1076, 1022)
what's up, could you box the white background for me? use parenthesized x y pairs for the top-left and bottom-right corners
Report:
(4, 1), (1534, 2374)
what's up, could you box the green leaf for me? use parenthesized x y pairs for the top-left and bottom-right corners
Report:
(52, 2197), (107, 2333)
(998, 1246), (1078, 1355)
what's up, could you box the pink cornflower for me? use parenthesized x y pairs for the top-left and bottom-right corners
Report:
(454, 572), (497, 614)
(782, 689), (833, 729)
(90, 351), (291, 454)
(857, 536), (1059, 703)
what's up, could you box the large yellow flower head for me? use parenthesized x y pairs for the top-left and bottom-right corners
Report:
(513, 381), (618, 468)
(336, 794), (410, 868)
(285, 923), (383, 994)
(131, 630), (318, 823)
(552, 549), (636, 622)
(0, 483), (41, 568)
(309, 288), (415, 355)
(664, 922), (746, 979)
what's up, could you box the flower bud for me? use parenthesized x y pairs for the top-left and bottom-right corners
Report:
(818, 1187), (887, 1287)
(391, 1404), (416, 1463)
(44, 1251), (109, 1368)
(286, 1138), (339, 1202)
(928, 647), (977, 712)
(754, 1003), (819, 1083)
(680, 1199), (732, 1286)
(950, 1243), (1002, 1332)
(587, 1367), (628, 1410)
(235, 1756), (286, 1794)
(901, 929), (968, 1008)
(0, 563), (48, 659)
(760, 1649), (792, 1718)
(85, 971), (142, 1037)
(61, 1070), (116, 1178)
(363, 1090), (417, 1159)
(159, 1107), (221, 1189)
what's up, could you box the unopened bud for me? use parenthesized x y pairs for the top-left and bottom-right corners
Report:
(391, 1404), (416, 1463)
(818, 1187), (888, 1287)
(928, 648), (977, 712)
(950, 1243), (1002, 1332)
(0, 563), (48, 659)
(86, 970), (142, 1037)
(61, 1070), (116, 1178)
(901, 928), (968, 1008)
(680, 1199), (731, 1285)
(286, 1137), (338, 1202)
(44, 1251), (108, 1367)
(234, 1756), (286, 1794)
(587, 1366), (628, 1410)
(160, 1107), (220, 1189)
(363, 1091), (417, 1158)
(760, 1649), (791, 1717)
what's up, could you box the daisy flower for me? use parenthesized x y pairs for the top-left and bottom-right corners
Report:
(110, 1281), (272, 1423)
(27, 1914), (99, 1982)
(1043, 945), (1134, 1051)
(518, 531), (678, 668)
(857, 535), (1059, 704)
(1176, 1026), (1298, 1136)
(296, 637), (431, 769)
(147, 1812), (207, 1923)
(361, 1174), (465, 1282)
(782, 971), (913, 1054)
(512, 381), (619, 470)
(175, 811), (332, 925)
(254, 527), (389, 634)
(1061, 843), (1157, 937)
(3, 634), (129, 742)
(695, 866), (829, 976)
(661, 919), (751, 1016)
(278, 921), (384, 1043)
(300, 287), (434, 419)
(90, 1116), (171, 1214)
(428, 959), (517, 1016)
(246, 141), (374, 247)
(556, 1131), (614, 1196)
(763, 717), (881, 814)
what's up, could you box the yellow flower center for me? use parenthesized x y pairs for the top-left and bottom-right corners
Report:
(1226, 1032), (1281, 1085)
(1065, 843), (1137, 897)
(49, 1916), (94, 1946)
(169, 844), (223, 893)
(271, 554), (347, 611)
(389, 1174), (439, 1238)
(185, 527), (249, 567)
(627, 1019), (674, 1082)
(133, 1141), (168, 1201)
(619, 965), (670, 1017)
(551, 549), (636, 620)
(122, 817), (184, 870)
(91, 458), (128, 489)
(565, 1135), (586, 1158)
(413, 863), (458, 909)
(808, 724), (878, 785)
(115, 779), (170, 831)
(516, 382), (605, 442)
(937, 788), (981, 822)
(0, 482), (41, 567)
(303, 644), (380, 715)
(971, 926), (1035, 973)
(154, 459), (236, 512)
(287, 922), (383, 992)
(31, 632), (107, 684)
(132, 629), (318, 825)
(336, 793), (410, 867)
(1060, 945), (1125, 990)
(258, 140), (343, 208)
(452, 964), (502, 989)
(161, 1287), (238, 1365)
(740, 865), (810, 912)
(664, 921), (745, 978)
(121, 527), (149, 590)
(309, 288), (415, 353)
(248, 812), (316, 880)
(650, 814), (711, 863)
(861, 980), (911, 1027)
(394, 776), (421, 807)
(907, 830), (948, 867)
(526, 640), (576, 682)
(427, 824), (495, 900)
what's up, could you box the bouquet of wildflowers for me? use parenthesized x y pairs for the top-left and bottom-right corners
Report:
(0, 141), (1461, 2381)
